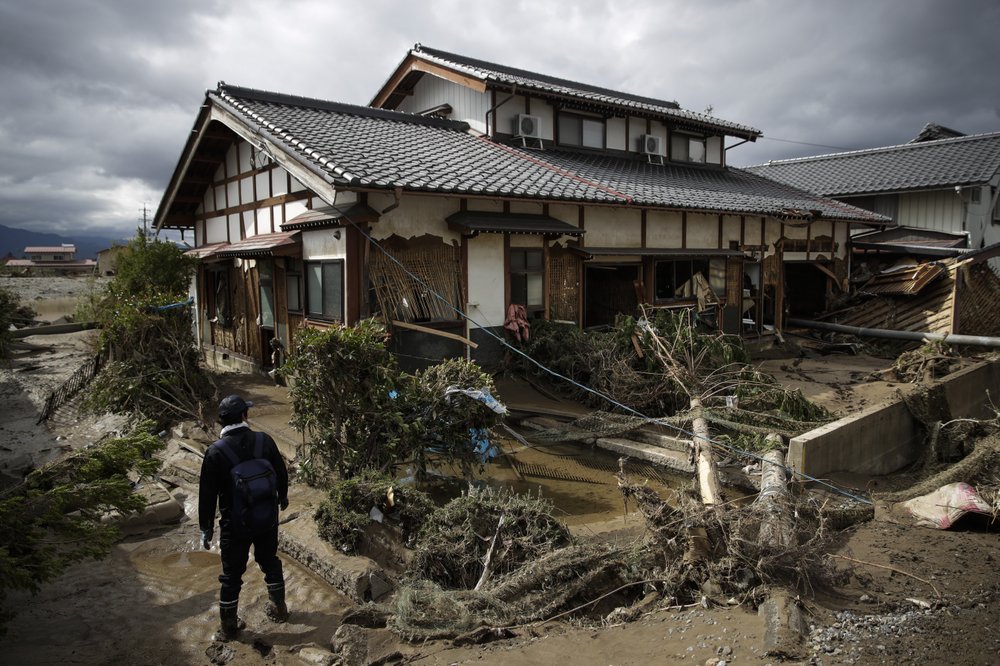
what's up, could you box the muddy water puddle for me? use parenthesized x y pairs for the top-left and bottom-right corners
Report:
(30, 295), (81, 322)
(428, 438), (686, 526)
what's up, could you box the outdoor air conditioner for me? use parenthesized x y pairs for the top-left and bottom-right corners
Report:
(639, 134), (661, 155)
(514, 114), (542, 139)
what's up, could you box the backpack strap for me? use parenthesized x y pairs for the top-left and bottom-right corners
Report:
(213, 438), (242, 467)
(253, 431), (264, 459)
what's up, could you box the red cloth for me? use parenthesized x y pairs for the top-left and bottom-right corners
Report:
(504, 303), (530, 342)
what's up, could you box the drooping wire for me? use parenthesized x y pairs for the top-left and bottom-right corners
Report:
(339, 213), (872, 505)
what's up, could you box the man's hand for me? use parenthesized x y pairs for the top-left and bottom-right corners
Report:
(279, 497), (289, 511)
(201, 530), (213, 550)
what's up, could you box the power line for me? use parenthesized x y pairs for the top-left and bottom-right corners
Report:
(758, 136), (850, 151)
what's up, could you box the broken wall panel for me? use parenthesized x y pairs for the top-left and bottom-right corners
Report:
(369, 235), (464, 323)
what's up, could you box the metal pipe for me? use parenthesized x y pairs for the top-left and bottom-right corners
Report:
(788, 317), (1000, 348)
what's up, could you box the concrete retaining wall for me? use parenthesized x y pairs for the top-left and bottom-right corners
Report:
(789, 360), (1000, 479)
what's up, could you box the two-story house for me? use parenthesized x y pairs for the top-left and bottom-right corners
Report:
(154, 44), (886, 372)
(4, 244), (96, 275)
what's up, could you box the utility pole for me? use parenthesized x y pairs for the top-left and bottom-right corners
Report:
(139, 203), (150, 237)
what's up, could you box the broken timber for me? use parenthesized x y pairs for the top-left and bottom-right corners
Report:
(690, 397), (723, 507)
(756, 438), (807, 657)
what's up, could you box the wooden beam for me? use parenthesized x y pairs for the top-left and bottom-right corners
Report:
(391, 320), (479, 348)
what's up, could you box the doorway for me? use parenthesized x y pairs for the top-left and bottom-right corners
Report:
(584, 264), (641, 328)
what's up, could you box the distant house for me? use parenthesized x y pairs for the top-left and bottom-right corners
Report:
(96, 245), (127, 276)
(5, 244), (96, 275)
(747, 126), (1000, 268)
(154, 44), (885, 372)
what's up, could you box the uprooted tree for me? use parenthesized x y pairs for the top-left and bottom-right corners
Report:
(0, 425), (165, 635)
(0, 286), (36, 358)
(82, 230), (215, 426)
(282, 319), (504, 481)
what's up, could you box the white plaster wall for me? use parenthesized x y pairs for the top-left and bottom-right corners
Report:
(397, 75), (489, 135)
(686, 213), (718, 248)
(370, 195), (460, 243)
(205, 216), (227, 244)
(530, 99), (555, 142)
(495, 94), (534, 139)
(509, 201), (543, 215)
(549, 203), (580, 228)
(302, 229), (346, 260)
(227, 214), (242, 242)
(628, 118), (646, 153)
(645, 210), (683, 247)
(510, 235), (543, 248)
(467, 199), (504, 213)
(584, 208), (642, 247)
(467, 233), (505, 328)
(783, 223), (809, 240)
(721, 215), (742, 247)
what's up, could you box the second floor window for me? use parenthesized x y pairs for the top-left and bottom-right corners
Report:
(671, 133), (707, 163)
(558, 113), (604, 149)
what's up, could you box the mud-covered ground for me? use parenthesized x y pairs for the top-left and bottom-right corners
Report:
(1, 316), (998, 664)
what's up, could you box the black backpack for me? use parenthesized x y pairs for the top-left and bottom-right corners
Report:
(215, 432), (279, 535)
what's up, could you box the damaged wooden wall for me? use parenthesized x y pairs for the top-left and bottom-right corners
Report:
(369, 235), (464, 323)
(548, 245), (580, 322)
(208, 261), (264, 362)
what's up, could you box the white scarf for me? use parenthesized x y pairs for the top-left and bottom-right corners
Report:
(220, 422), (250, 437)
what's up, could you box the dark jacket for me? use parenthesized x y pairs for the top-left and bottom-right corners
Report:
(198, 426), (289, 533)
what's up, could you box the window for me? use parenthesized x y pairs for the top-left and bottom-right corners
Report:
(670, 133), (707, 164)
(258, 261), (275, 328)
(654, 258), (725, 301)
(558, 113), (604, 149)
(286, 259), (303, 312)
(510, 249), (544, 315)
(305, 260), (343, 321)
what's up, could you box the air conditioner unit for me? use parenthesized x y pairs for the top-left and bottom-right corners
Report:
(639, 134), (661, 155)
(514, 114), (542, 139)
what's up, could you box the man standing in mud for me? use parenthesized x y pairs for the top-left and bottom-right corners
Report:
(199, 394), (290, 640)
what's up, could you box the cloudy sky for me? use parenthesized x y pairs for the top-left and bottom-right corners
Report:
(1, 0), (998, 238)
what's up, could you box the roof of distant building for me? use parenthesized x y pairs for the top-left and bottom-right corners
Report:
(746, 131), (1000, 197)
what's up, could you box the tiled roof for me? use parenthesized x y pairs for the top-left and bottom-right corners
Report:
(212, 84), (885, 224)
(407, 45), (761, 140)
(746, 132), (1000, 196)
(25, 246), (75, 253)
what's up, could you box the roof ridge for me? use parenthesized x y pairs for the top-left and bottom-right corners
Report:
(215, 82), (470, 131)
(750, 129), (1000, 168)
(414, 44), (683, 111)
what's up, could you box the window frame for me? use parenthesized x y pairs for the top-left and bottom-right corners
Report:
(509, 248), (545, 316)
(670, 132), (708, 164)
(653, 257), (726, 302)
(557, 111), (605, 149)
(305, 259), (344, 322)
(285, 259), (303, 314)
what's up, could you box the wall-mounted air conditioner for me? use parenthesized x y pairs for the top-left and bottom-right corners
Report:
(514, 114), (542, 139)
(639, 134), (661, 155)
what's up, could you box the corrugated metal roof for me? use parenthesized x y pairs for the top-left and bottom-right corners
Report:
(24, 246), (76, 253)
(281, 203), (379, 231)
(215, 231), (300, 258)
(184, 242), (229, 259)
(746, 132), (1000, 196)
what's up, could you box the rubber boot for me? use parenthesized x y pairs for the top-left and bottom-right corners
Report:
(214, 604), (246, 641)
(265, 589), (289, 623)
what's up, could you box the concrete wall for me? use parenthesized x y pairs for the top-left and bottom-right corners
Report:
(789, 360), (1000, 479)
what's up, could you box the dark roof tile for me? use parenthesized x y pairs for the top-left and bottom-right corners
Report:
(212, 84), (884, 223)
(747, 132), (1000, 196)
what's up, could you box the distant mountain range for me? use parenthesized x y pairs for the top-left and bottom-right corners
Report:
(1, 224), (128, 260)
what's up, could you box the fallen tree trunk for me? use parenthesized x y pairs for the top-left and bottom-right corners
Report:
(755, 440), (807, 658)
(690, 398), (722, 507)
